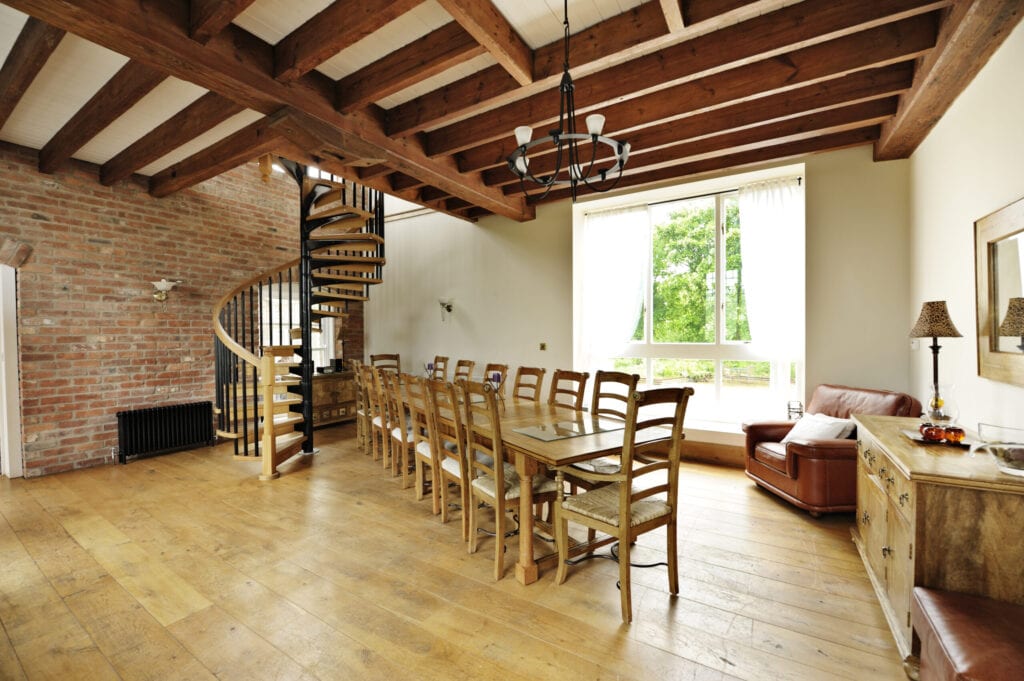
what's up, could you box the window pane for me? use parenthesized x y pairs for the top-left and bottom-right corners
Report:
(720, 360), (771, 418)
(610, 357), (646, 382)
(722, 194), (750, 342)
(652, 359), (713, 386)
(651, 197), (716, 343)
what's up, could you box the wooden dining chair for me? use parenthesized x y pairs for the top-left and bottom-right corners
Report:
(552, 385), (694, 623)
(483, 363), (509, 397)
(512, 366), (546, 401)
(548, 369), (590, 411)
(566, 370), (641, 485)
(453, 359), (475, 383)
(360, 364), (388, 463)
(351, 359), (369, 455)
(462, 380), (560, 580)
(384, 371), (416, 485)
(431, 355), (448, 381)
(370, 353), (401, 374)
(425, 379), (471, 540)
(406, 376), (439, 510)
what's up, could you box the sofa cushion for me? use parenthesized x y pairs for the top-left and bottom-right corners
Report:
(781, 412), (854, 443)
(806, 384), (921, 419)
(753, 442), (788, 476)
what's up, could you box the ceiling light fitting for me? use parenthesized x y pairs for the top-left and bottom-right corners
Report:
(506, 0), (630, 202)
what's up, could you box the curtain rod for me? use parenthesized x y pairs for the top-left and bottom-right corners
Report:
(585, 176), (802, 214)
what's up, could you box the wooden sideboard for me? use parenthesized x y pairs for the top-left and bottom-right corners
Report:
(852, 415), (1024, 669)
(311, 371), (357, 427)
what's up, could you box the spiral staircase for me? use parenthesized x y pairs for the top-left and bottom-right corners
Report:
(213, 160), (384, 479)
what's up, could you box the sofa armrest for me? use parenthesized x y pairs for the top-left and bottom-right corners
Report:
(742, 421), (795, 458)
(786, 438), (857, 461)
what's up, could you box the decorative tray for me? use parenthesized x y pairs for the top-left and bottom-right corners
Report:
(900, 428), (971, 448)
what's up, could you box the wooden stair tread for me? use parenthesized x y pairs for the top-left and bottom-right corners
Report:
(310, 256), (384, 267)
(312, 272), (382, 284)
(307, 232), (383, 244)
(311, 309), (349, 318)
(263, 345), (298, 357)
(307, 217), (369, 235)
(246, 431), (304, 456)
(316, 282), (365, 293)
(314, 293), (368, 303)
(308, 204), (374, 222)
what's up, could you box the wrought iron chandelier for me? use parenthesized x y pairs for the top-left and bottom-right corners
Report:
(506, 0), (630, 202)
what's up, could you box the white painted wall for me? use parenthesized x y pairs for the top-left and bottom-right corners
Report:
(365, 201), (574, 376)
(1, 265), (23, 478)
(366, 144), (915, 425)
(908, 20), (1024, 429)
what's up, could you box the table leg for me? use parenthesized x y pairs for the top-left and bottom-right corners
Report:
(514, 451), (540, 585)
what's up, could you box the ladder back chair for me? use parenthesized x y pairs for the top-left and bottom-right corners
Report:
(351, 359), (369, 455)
(384, 372), (416, 485)
(360, 364), (388, 464)
(454, 359), (475, 383)
(462, 380), (560, 580)
(426, 379), (472, 539)
(483, 363), (509, 397)
(370, 353), (401, 374)
(552, 385), (694, 623)
(430, 355), (448, 381)
(548, 369), (590, 411)
(406, 376), (440, 512)
(512, 366), (546, 401)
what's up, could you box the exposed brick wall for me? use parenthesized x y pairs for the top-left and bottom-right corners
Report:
(0, 142), (365, 476)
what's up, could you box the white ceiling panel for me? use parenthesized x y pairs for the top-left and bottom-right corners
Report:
(376, 53), (496, 109)
(137, 108), (265, 176)
(232, 0), (334, 45)
(0, 5), (28, 56)
(314, 0), (451, 80)
(0, 34), (127, 150)
(492, 0), (645, 49)
(73, 78), (209, 165)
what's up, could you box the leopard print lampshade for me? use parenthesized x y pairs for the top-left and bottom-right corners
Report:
(910, 300), (962, 338)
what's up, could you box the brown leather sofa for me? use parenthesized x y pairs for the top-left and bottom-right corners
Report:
(913, 587), (1024, 681)
(742, 384), (922, 516)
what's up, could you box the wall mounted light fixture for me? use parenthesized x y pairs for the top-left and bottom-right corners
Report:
(439, 298), (453, 322)
(152, 278), (181, 302)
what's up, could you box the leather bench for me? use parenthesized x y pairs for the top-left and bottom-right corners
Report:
(912, 587), (1024, 681)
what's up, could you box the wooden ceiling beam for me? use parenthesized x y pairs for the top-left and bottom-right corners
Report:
(335, 22), (486, 113)
(389, 173), (426, 192)
(425, 0), (945, 157)
(385, 1), (671, 137)
(460, 62), (915, 174)
(38, 60), (166, 174)
(273, 0), (425, 82)
(189, 0), (258, 43)
(0, 17), (64, 130)
(149, 113), (284, 197)
(875, 0), (1024, 160)
(356, 164), (392, 181)
(100, 92), (245, 185)
(435, 0), (533, 85)
(660, 0), (686, 32)
(493, 98), (898, 190)
(8, 0), (529, 219)
(532, 127), (881, 204)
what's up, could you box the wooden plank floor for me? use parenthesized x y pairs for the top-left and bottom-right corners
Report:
(0, 424), (906, 680)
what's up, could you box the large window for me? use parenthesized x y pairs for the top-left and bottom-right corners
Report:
(574, 169), (804, 425)
(260, 284), (335, 370)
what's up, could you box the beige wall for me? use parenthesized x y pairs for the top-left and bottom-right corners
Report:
(367, 145), (915, 422)
(908, 20), (1024, 429)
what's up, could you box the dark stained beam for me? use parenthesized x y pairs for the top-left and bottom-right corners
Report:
(533, 127), (881, 204)
(38, 60), (166, 174)
(149, 113), (283, 197)
(273, 0), (424, 82)
(426, 0), (945, 157)
(389, 172), (426, 192)
(100, 92), (245, 185)
(356, 164), (392, 181)
(460, 62), (915, 174)
(875, 0), (1024, 159)
(660, 0), (685, 31)
(189, 0), (258, 43)
(8, 0), (529, 219)
(335, 22), (485, 113)
(385, 1), (671, 137)
(0, 18), (65, 130)
(435, 0), (533, 85)
(493, 98), (899, 190)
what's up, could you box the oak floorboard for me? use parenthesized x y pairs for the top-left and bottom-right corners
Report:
(0, 422), (906, 680)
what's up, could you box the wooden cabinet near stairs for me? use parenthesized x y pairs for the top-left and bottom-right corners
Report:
(852, 415), (1024, 674)
(311, 371), (357, 427)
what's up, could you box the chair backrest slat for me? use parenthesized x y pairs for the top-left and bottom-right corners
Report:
(431, 355), (448, 381)
(512, 366), (546, 401)
(590, 370), (640, 421)
(454, 359), (475, 382)
(548, 369), (590, 411)
(621, 386), (694, 509)
(462, 380), (505, 489)
(370, 353), (401, 374)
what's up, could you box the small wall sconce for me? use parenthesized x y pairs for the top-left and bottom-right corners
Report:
(152, 278), (181, 302)
(439, 298), (453, 322)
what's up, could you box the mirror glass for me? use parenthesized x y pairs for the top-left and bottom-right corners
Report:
(993, 232), (1024, 352)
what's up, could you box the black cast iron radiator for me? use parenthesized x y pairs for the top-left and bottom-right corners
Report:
(116, 401), (216, 464)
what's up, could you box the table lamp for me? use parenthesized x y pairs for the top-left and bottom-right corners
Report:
(910, 300), (961, 422)
(998, 297), (1024, 353)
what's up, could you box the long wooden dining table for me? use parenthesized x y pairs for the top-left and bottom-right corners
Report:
(484, 398), (672, 585)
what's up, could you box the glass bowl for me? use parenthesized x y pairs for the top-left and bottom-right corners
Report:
(970, 423), (1024, 477)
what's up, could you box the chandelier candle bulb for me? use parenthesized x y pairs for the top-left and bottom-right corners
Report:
(586, 114), (605, 136)
(514, 126), (533, 146)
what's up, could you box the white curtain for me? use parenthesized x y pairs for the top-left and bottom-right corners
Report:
(737, 177), (805, 360)
(577, 205), (648, 373)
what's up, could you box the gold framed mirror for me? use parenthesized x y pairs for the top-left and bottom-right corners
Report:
(975, 195), (1024, 386)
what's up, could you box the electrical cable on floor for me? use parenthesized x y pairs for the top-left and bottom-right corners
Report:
(566, 541), (669, 570)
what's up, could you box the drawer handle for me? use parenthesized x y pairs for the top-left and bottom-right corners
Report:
(899, 492), (909, 506)
(879, 466), (888, 477)
(881, 546), (892, 558)
(860, 511), (870, 525)
(886, 475), (895, 486)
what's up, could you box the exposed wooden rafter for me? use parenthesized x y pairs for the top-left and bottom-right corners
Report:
(189, 0), (258, 44)
(0, 17), (64, 130)
(435, 0), (533, 85)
